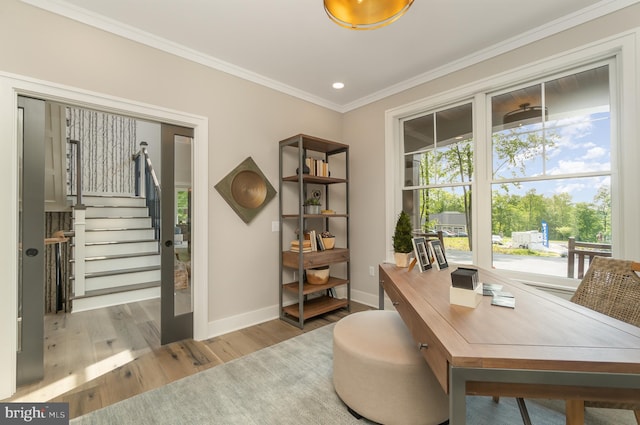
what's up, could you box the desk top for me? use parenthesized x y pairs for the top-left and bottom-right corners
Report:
(379, 263), (640, 374)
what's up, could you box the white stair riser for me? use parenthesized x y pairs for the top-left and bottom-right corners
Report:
(72, 287), (159, 313)
(74, 255), (161, 274)
(86, 217), (152, 230)
(84, 269), (160, 292)
(81, 196), (147, 207)
(82, 241), (159, 257)
(86, 229), (155, 243)
(85, 207), (149, 218)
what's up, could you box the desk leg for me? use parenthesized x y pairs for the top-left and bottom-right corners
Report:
(379, 277), (385, 310)
(565, 400), (585, 425)
(449, 367), (467, 425)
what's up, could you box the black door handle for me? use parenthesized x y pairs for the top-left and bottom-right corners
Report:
(164, 240), (173, 247)
(25, 248), (39, 257)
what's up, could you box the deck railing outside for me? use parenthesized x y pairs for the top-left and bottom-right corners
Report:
(567, 237), (612, 279)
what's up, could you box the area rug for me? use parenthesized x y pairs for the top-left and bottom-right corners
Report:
(71, 324), (636, 425)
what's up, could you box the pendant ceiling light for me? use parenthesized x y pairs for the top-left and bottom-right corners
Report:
(503, 103), (548, 125)
(324, 0), (415, 30)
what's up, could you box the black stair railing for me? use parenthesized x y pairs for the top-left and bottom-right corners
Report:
(67, 138), (83, 206)
(133, 142), (161, 241)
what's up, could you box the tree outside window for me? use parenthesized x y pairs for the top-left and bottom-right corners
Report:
(402, 63), (612, 278)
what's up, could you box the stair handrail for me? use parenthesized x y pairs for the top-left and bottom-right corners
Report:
(68, 138), (83, 206)
(133, 142), (161, 241)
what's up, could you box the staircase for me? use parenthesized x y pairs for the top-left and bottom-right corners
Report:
(71, 194), (161, 312)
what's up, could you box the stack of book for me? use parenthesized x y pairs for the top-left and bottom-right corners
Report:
(290, 240), (312, 252)
(290, 230), (329, 252)
(305, 157), (329, 177)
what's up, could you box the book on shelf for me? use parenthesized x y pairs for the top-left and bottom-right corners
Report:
(309, 230), (317, 251)
(304, 157), (329, 177)
(290, 247), (312, 253)
(316, 233), (326, 251)
(290, 239), (312, 252)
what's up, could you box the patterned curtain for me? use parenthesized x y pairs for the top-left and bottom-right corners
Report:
(66, 108), (137, 195)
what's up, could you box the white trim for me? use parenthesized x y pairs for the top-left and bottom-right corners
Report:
(384, 29), (639, 288)
(207, 305), (279, 338)
(19, 0), (639, 113)
(0, 71), (209, 399)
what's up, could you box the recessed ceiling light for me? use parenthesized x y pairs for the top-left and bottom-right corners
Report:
(332, 82), (345, 89)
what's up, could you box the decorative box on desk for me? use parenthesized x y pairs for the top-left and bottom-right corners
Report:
(450, 267), (482, 308)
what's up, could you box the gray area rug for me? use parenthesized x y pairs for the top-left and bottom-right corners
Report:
(71, 324), (635, 425)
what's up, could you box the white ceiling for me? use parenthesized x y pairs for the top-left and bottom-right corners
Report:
(23, 0), (638, 112)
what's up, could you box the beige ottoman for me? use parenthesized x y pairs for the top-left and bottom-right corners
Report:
(333, 310), (449, 425)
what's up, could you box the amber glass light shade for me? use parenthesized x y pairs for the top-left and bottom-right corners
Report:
(324, 0), (414, 30)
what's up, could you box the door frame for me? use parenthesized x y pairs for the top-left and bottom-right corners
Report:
(0, 72), (210, 399)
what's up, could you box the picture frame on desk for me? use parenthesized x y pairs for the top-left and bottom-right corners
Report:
(428, 239), (448, 270)
(411, 237), (432, 272)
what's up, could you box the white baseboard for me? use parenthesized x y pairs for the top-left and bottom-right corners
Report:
(204, 290), (387, 340)
(207, 305), (280, 339)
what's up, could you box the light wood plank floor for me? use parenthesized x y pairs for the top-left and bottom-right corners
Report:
(5, 299), (371, 419)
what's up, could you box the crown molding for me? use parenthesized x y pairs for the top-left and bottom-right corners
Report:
(20, 0), (639, 114)
(20, 0), (343, 112)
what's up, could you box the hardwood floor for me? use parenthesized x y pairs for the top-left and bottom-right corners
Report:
(5, 299), (371, 419)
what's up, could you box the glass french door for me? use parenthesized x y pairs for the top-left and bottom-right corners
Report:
(16, 95), (45, 385)
(160, 124), (194, 344)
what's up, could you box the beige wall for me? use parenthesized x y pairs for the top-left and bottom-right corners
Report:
(343, 3), (640, 303)
(0, 0), (342, 331)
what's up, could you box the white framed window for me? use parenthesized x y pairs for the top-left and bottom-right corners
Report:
(488, 62), (613, 278)
(385, 31), (639, 290)
(401, 101), (475, 264)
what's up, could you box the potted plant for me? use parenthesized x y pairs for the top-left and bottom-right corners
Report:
(304, 198), (321, 215)
(393, 211), (413, 267)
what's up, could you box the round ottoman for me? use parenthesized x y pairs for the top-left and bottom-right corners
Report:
(333, 310), (449, 425)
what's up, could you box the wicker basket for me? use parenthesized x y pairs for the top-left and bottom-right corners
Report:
(306, 267), (330, 284)
(322, 237), (336, 250)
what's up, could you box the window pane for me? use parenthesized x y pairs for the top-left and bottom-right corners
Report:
(404, 151), (434, 187)
(491, 179), (611, 276)
(436, 104), (473, 184)
(404, 103), (473, 186)
(490, 65), (611, 278)
(492, 84), (542, 131)
(545, 66), (611, 175)
(404, 114), (434, 153)
(403, 185), (473, 265)
(402, 102), (474, 266)
(404, 114), (434, 186)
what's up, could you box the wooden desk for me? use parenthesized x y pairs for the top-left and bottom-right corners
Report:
(378, 263), (640, 425)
